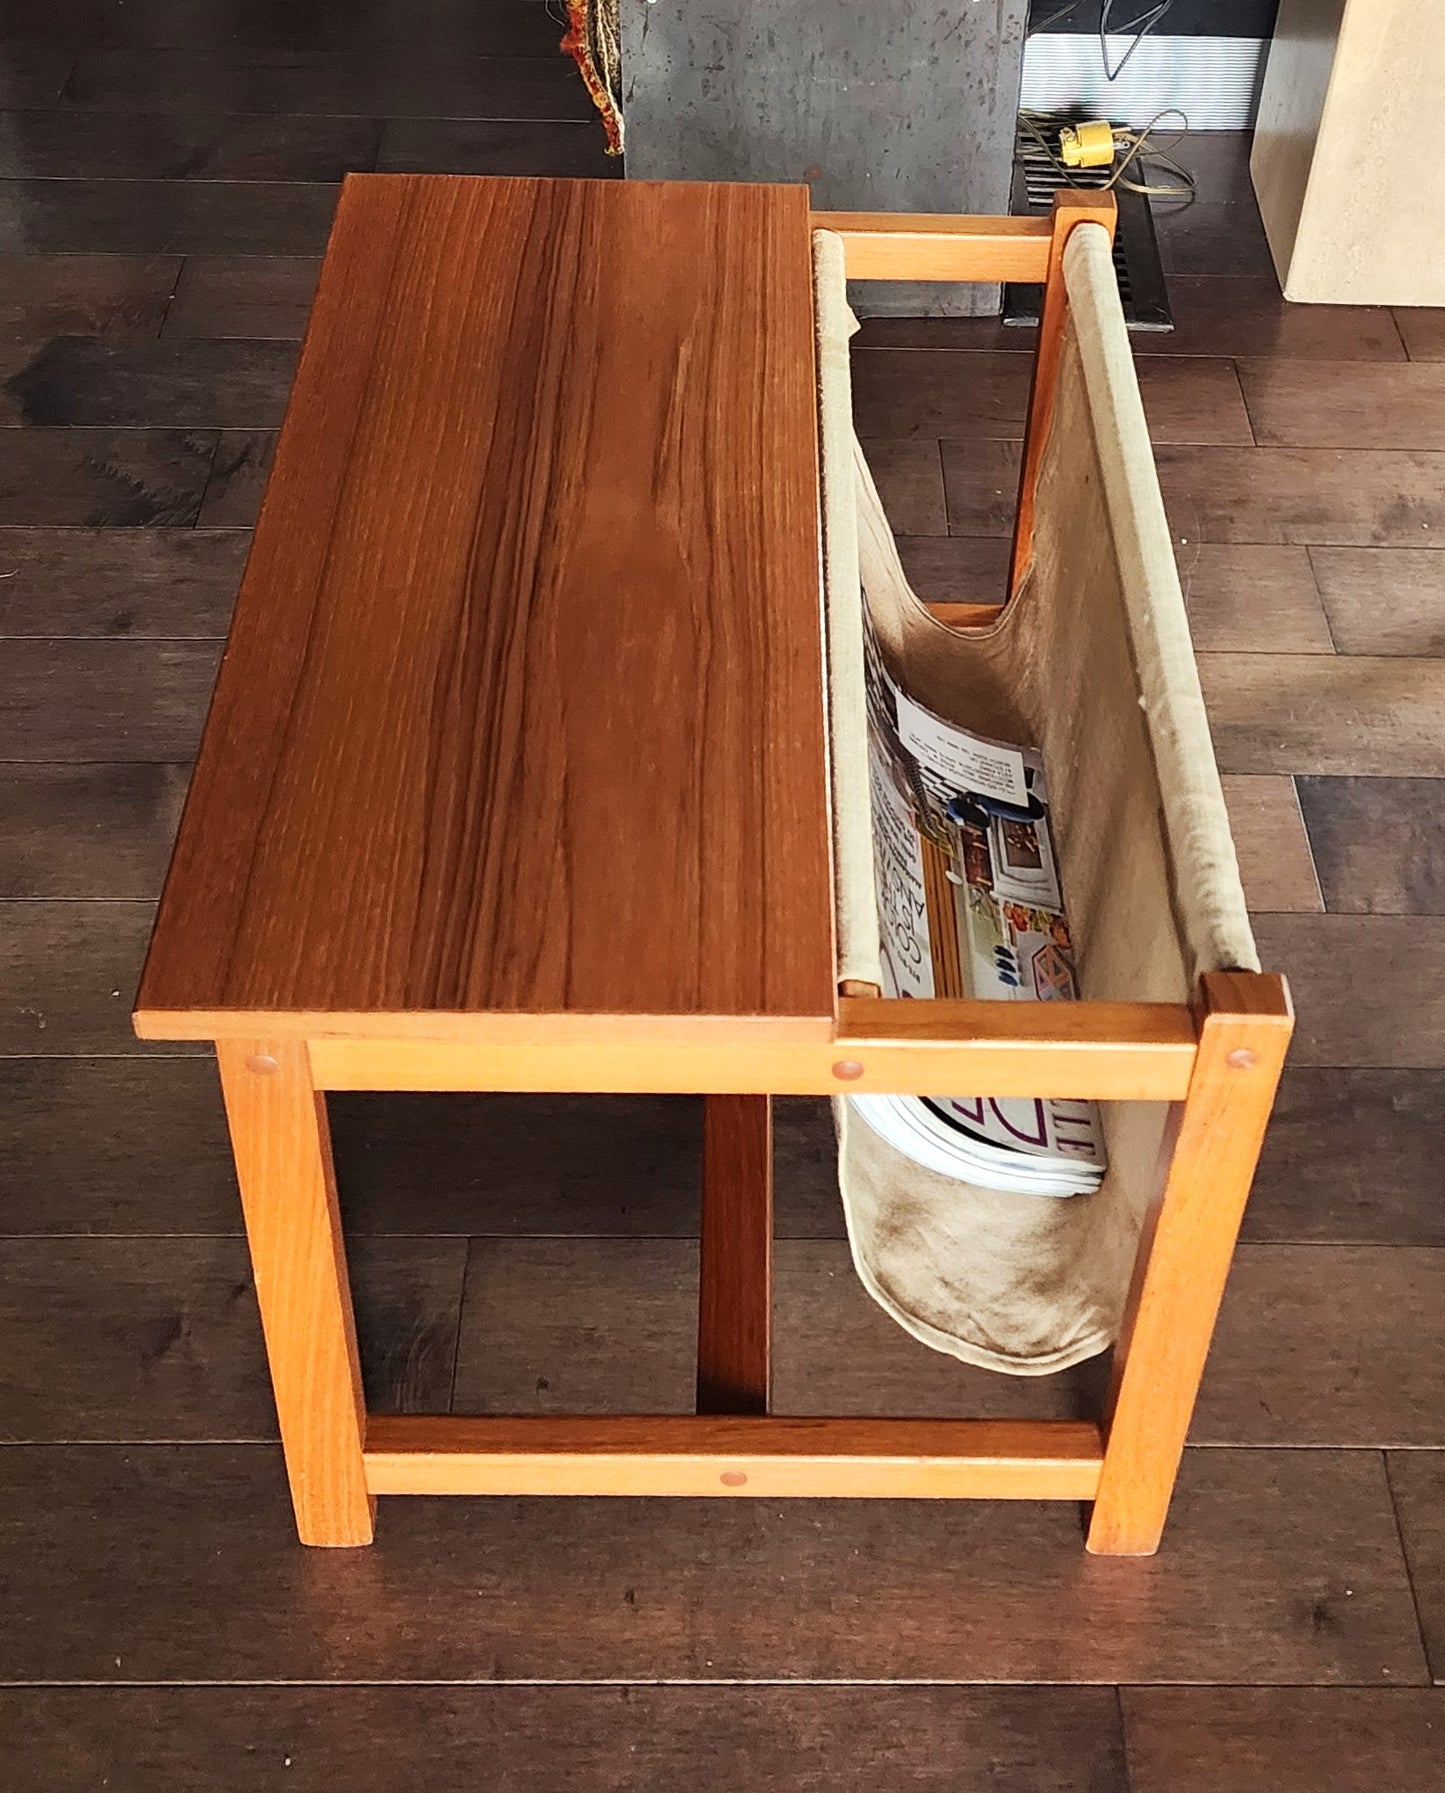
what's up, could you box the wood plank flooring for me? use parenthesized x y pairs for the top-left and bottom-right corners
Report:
(0, 1686), (1133, 1792)
(0, 23), (1441, 1787)
(1123, 1688), (1445, 1793)
(0, 1447), (1426, 1684)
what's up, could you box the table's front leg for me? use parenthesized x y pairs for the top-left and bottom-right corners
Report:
(217, 1039), (374, 1546)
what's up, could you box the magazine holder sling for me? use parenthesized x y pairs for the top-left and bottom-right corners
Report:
(135, 174), (1292, 1556)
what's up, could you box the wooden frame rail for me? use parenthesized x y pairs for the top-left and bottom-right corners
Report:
(363, 1416), (1105, 1501)
(300, 999), (1197, 1099)
(810, 211), (1054, 284)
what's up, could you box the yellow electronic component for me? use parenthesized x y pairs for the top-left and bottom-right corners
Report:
(1059, 119), (1116, 169)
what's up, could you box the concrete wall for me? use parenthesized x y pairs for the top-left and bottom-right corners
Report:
(620, 0), (1030, 317)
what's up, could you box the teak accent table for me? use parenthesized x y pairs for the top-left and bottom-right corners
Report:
(136, 175), (1291, 1555)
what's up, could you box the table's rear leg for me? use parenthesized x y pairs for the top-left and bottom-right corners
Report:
(217, 1039), (374, 1546)
(696, 1095), (773, 1414)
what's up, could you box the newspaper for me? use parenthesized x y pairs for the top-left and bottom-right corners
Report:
(852, 617), (1107, 1197)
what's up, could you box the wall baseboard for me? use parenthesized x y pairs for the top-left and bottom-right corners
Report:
(1021, 33), (1267, 130)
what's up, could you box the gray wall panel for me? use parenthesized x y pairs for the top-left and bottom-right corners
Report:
(620, 0), (1029, 316)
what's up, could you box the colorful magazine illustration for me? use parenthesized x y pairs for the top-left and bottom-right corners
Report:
(852, 616), (1107, 1198)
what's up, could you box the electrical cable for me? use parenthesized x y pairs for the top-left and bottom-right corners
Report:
(1025, 0), (1181, 83)
(1017, 107), (1196, 201)
(1107, 110), (1194, 196)
(1099, 0), (1178, 82)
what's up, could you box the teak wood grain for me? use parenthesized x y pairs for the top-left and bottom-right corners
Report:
(136, 174), (833, 1033)
(696, 1095), (773, 1415)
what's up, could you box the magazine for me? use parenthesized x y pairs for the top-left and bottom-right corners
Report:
(852, 617), (1107, 1197)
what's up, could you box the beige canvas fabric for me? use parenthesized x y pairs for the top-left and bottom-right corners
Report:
(813, 226), (1258, 1374)
(1062, 222), (1258, 982)
(813, 229), (882, 990)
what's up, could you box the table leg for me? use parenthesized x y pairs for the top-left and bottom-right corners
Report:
(696, 1094), (773, 1414)
(1086, 974), (1291, 1555)
(217, 1039), (374, 1546)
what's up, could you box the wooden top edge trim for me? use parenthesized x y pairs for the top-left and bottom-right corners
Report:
(135, 993), (1233, 1052)
(139, 986), (1286, 1048)
(340, 171), (815, 199)
(132, 1008), (839, 1045)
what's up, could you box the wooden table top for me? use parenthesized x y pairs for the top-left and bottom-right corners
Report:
(136, 174), (837, 1042)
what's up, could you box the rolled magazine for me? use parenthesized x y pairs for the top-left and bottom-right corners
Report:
(853, 617), (1107, 1197)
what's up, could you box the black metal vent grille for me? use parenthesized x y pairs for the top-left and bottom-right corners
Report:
(1002, 135), (1172, 332)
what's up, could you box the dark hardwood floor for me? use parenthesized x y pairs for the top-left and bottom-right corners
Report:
(0, 4), (1442, 1786)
